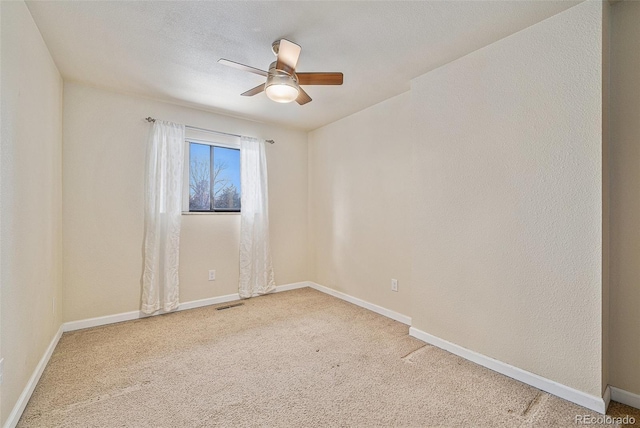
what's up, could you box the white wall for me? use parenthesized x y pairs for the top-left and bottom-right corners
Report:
(308, 92), (413, 317)
(0, 2), (64, 425)
(410, 1), (604, 396)
(309, 0), (606, 398)
(62, 83), (308, 322)
(601, 0), (611, 393)
(610, 0), (640, 396)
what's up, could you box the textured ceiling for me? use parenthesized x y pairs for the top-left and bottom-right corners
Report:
(26, 1), (580, 131)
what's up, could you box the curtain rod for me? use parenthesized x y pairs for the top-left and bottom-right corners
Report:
(144, 117), (275, 145)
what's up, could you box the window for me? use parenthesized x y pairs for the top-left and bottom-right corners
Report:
(188, 142), (241, 212)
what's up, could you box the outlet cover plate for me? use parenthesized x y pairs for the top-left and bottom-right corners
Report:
(391, 279), (398, 292)
(208, 270), (216, 281)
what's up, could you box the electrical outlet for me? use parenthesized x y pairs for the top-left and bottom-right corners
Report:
(0, 358), (4, 385)
(208, 270), (216, 281)
(391, 279), (398, 292)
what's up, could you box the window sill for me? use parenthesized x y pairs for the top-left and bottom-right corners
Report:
(182, 211), (241, 215)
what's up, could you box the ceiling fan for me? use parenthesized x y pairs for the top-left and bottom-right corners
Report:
(218, 39), (343, 105)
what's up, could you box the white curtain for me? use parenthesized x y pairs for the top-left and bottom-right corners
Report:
(239, 137), (275, 298)
(141, 120), (185, 314)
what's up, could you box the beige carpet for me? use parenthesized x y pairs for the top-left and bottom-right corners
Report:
(18, 288), (640, 427)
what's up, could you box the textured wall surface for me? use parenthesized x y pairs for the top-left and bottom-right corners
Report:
(62, 83), (308, 322)
(601, 0), (611, 393)
(610, 0), (640, 396)
(308, 92), (413, 317)
(307, 1), (606, 397)
(0, 2), (64, 424)
(309, 2), (606, 396)
(410, 1), (604, 396)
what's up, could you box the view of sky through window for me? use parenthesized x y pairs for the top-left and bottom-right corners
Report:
(189, 142), (241, 211)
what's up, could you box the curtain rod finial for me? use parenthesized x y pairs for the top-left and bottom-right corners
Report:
(145, 117), (156, 123)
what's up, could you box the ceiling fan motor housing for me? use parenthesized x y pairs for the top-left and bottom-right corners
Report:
(265, 61), (300, 103)
(218, 38), (341, 105)
(268, 61), (296, 80)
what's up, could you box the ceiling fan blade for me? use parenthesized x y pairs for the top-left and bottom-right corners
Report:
(296, 87), (312, 105)
(241, 84), (265, 96)
(276, 39), (301, 73)
(296, 72), (343, 85)
(218, 59), (268, 77)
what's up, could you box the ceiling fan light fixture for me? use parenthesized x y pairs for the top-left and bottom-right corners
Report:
(219, 40), (342, 106)
(265, 72), (299, 103)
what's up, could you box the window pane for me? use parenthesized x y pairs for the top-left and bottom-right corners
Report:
(213, 147), (241, 211)
(189, 143), (211, 211)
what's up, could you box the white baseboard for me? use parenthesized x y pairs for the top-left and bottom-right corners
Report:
(63, 293), (240, 332)
(409, 327), (608, 414)
(611, 386), (640, 410)
(4, 325), (63, 428)
(63, 282), (309, 332)
(308, 281), (412, 325)
(272, 281), (309, 293)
